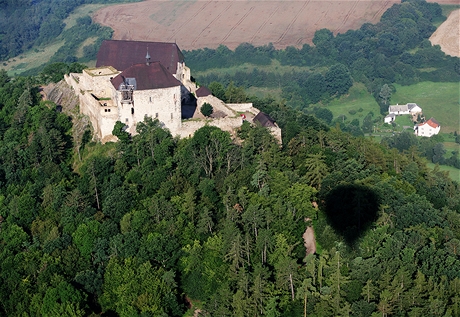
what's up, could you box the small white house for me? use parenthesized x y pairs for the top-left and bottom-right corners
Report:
(384, 113), (396, 124)
(407, 103), (422, 114)
(414, 117), (441, 137)
(388, 103), (422, 115)
(385, 103), (422, 123)
(389, 104), (410, 115)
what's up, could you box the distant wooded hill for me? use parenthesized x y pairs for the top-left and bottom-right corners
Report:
(0, 0), (140, 61)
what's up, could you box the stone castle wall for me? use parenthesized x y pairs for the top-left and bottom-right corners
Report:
(179, 117), (244, 139)
(226, 103), (260, 115)
(117, 86), (182, 136)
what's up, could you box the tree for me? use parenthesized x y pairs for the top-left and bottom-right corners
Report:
(200, 102), (213, 117)
(302, 152), (328, 188)
(208, 81), (226, 100)
(112, 121), (130, 143)
(312, 29), (334, 46)
(297, 278), (318, 317)
(314, 108), (333, 125)
(225, 82), (247, 103)
(379, 84), (392, 105)
(101, 257), (181, 316)
(325, 64), (353, 96)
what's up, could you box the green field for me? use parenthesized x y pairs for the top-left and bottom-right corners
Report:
(426, 162), (460, 182)
(391, 82), (459, 133)
(322, 82), (381, 124)
(194, 59), (318, 78)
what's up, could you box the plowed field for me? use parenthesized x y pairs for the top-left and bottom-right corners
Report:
(93, 0), (459, 50)
(429, 9), (460, 57)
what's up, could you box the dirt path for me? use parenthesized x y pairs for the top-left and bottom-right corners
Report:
(303, 224), (316, 255)
(429, 9), (460, 57)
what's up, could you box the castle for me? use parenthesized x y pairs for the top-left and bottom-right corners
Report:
(65, 40), (281, 143)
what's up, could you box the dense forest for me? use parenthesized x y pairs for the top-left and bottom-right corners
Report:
(1, 0), (460, 316)
(0, 63), (460, 316)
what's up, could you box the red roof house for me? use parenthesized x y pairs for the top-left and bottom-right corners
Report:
(414, 117), (441, 137)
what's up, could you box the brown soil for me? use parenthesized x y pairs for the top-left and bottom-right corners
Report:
(303, 226), (316, 255)
(93, 0), (458, 50)
(93, 0), (403, 50)
(429, 9), (460, 57)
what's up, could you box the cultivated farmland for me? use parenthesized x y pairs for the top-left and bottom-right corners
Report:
(429, 9), (460, 57)
(93, 0), (404, 50)
(93, 0), (458, 50)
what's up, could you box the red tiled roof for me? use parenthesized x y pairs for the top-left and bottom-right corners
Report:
(419, 117), (440, 128)
(96, 40), (184, 74)
(111, 62), (181, 90)
(253, 112), (277, 127)
(196, 86), (213, 97)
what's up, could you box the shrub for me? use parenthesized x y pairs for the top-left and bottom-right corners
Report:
(200, 102), (213, 117)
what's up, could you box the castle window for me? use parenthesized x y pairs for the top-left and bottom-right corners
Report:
(171, 113), (173, 120)
(108, 109), (111, 112)
(125, 118), (129, 123)
(131, 108), (134, 115)
(155, 113), (158, 118)
(149, 97), (152, 102)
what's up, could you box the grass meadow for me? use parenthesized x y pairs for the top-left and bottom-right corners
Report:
(323, 82), (381, 125)
(427, 162), (460, 182)
(391, 82), (459, 134)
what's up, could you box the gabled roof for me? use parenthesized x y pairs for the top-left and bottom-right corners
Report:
(111, 62), (181, 90)
(385, 113), (396, 119)
(407, 103), (420, 111)
(389, 104), (408, 113)
(253, 112), (277, 128)
(96, 40), (184, 74)
(419, 117), (440, 128)
(196, 86), (213, 97)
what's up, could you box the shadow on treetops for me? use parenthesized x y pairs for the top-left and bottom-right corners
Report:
(323, 184), (380, 245)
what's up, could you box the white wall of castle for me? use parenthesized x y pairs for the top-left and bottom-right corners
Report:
(175, 62), (193, 86)
(66, 68), (183, 141)
(179, 117), (244, 139)
(115, 85), (182, 136)
(226, 103), (260, 116)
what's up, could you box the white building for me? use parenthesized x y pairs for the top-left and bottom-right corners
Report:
(385, 103), (422, 124)
(414, 117), (441, 137)
(384, 113), (396, 124)
(388, 103), (422, 115)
